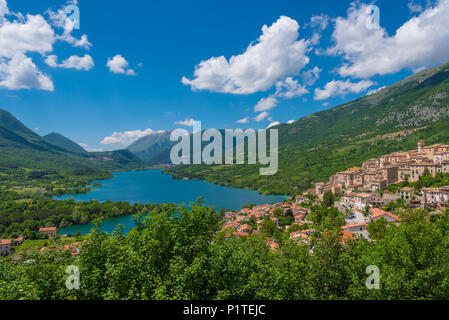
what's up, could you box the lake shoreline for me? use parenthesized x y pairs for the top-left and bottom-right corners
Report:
(56, 170), (288, 235)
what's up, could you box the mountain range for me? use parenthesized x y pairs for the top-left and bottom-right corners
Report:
(0, 108), (144, 172)
(2, 60), (449, 195)
(165, 60), (449, 195)
(127, 130), (174, 165)
(43, 132), (87, 153)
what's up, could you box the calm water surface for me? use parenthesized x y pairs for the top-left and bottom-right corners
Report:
(57, 170), (288, 235)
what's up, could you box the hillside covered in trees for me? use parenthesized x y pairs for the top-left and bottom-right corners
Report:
(166, 61), (449, 195)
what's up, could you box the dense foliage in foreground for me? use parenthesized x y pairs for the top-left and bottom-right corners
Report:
(1, 203), (449, 300)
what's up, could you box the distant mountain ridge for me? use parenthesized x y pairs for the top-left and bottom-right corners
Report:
(0, 108), (144, 172)
(43, 132), (87, 153)
(127, 130), (175, 165)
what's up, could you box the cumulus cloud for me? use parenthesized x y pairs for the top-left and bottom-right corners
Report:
(254, 96), (278, 112)
(275, 77), (309, 98)
(78, 142), (103, 152)
(287, 120), (295, 124)
(100, 128), (156, 146)
(307, 14), (330, 45)
(309, 14), (330, 31)
(253, 76), (308, 113)
(45, 54), (94, 70)
(175, 118), (196, 127)
(407, 1), (424, 13)
(46, 6), (92, 49)
(0, 14), (54, 58)
(267, 121), (280, 129)
(0, 53), (53, 91)
(255, 111), (270, 122)
(328, 0), (449, 78)
(106, 54), (136, 75)
(236, 117), (250, 124)
(0, 0), (94, 91)
(314, 79), (374, 100)
(367, 86), (387, 95)
(301, 66), (322, 86)
(182, 16), (310, 94)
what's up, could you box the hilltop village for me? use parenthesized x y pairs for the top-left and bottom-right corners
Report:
(221, 141), (449, 243)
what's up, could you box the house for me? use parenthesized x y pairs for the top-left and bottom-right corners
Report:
(63, 242), (81, 255)
(421, 187), (449, 207)
(369, 208), (401, 223)
(353, 193), (374, 211)
(238, 224), (253, 234)
(39, 227), (57, 238)
(341, 193), (373, 211)
(292, 207), (309, 223)
(341, 223), (368, 236)
(400, 187), (414, 201)
(295, 195), (306, 204)
(223, 221), (240, 230)
(0, 239), (12, 257)
(232, 232), (249, 239)
(13, 236), (25, 246)
(290, 231), (309, 240)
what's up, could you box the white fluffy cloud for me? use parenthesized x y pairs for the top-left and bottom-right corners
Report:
(301, 67), (322, 86)
(182, 16), (310, 94)
(309, 14), (330, 31)
(0, 53), (53, 91)
(314, 79), (374, 100)
(46, 6), (92, 49)
(45, 54), (94, 70)
(367, 86), (387, 95)
(267, 121), (280, 129)
(0, 0), (9, 18)
(253, 76), (308, 113)
(329, 0), (449, 78)
(254, 96), (278, 112)
(106, 54), (136, 75)
(275, 77), (308, 99)
(0, 0), (94, 91)
(78, 142), (103, 152)
(100, 128), (157, 146)
(236, 117), (250, 124)
(175, 118), (196, 127)
(407, 1), (424, 13)
(255, 111), (270, 122)
(0, 14), (55, 58)
(287, 120), (295, 124)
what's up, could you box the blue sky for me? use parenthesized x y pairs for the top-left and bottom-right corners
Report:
(0, 0), (448, 151)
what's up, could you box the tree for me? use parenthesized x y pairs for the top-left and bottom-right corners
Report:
(322, 192), (334, 208)
(260, 219), (276, 236)
(367, 218), (388, 240)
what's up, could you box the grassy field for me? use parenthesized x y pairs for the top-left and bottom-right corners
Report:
(14, 236), (83, 254)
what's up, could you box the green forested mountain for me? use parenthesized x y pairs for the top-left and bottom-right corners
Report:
(43, 132), (87, 153)
(127, 130), (175, 164)
(166, 60), (449, 195)
(0, 108), (144, 173)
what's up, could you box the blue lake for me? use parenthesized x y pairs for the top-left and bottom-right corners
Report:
(56, 170), (288, 235)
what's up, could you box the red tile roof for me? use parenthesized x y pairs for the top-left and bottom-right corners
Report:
(341, 223), (368, 230)
(370, 208), (401, 221)
(39, 227), (57, 232)
(0, 239), (12, 245)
